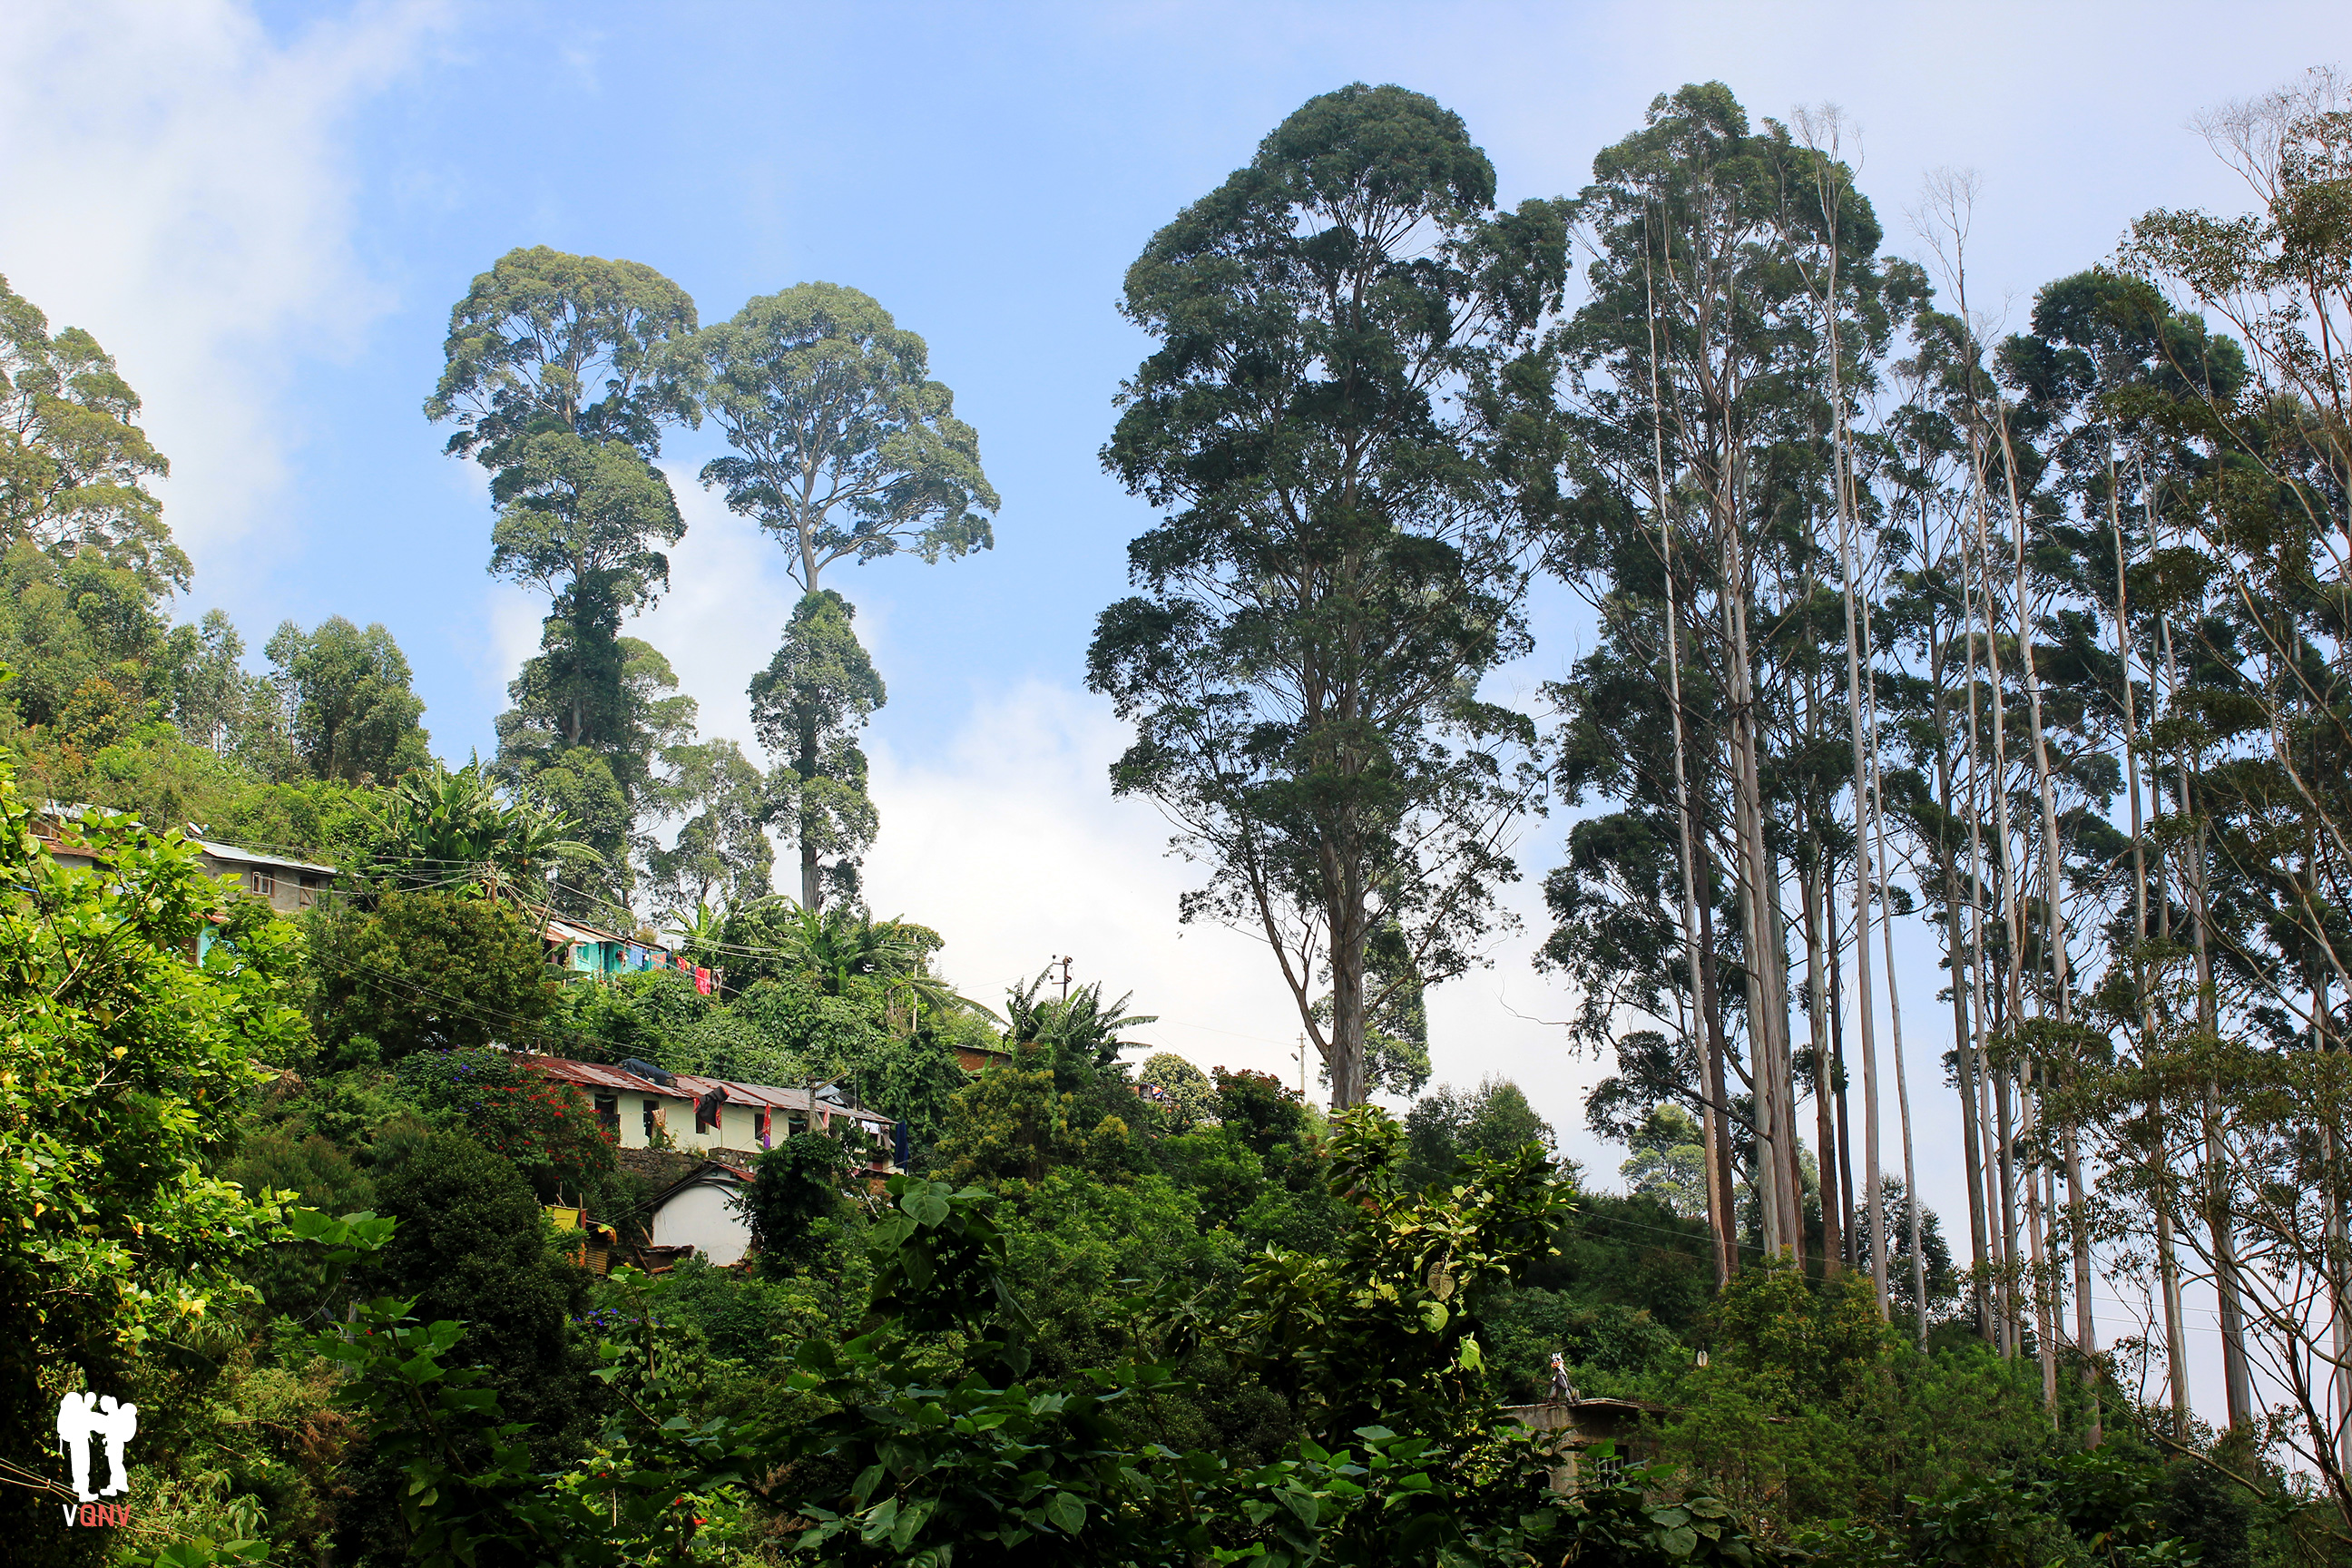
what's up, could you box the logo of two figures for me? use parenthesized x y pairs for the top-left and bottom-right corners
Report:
(57, 1391), (139, 1509)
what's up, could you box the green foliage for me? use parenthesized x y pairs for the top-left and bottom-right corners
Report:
(932, 1065), (1128, 1184)
(683, 279), (998, 592)
(393, 1047), (619, 1201)
(305, 887), (554, 1065)
(750, 588), (885, 906)
(430, 245), (702, 911)
(1486, 1290), (1688, 1401)
(1402, 1075), (1559, 1190)
(645, 736), (775, 913)
(0, 770), (302, 1556)
(1214, 1066), (1317, 1157)
(197, 774), (389, 873)
(1139, 1051), (1215, 1129)
(1798, 1449), (2235, 1568)
(426, 245), (697, 471)
(1709, 1256), (1891, 1409)
(357, 1130), (593, 1376)
(1224, 1106), (1574, 1443)
(0, 272), (182, 593)
(501, 735), (650, 916)
(1623, 1103), (1710, 1219)
(745, 1131), (853, 1262)
(260, 615), (432, 786)
(0, 537), (173, 742)
(369, 756), (591, 896)
(1004, 967), (1156, 1092)
(1088, 82), (1567, 1107)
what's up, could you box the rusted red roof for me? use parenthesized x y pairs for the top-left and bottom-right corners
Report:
(514, 1055), (671, 1095)
(516, 1054), (894, 1132)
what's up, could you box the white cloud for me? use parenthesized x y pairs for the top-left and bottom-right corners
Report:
(860, 675), (1315, 1081)
(623, 463), (803, 750)
(854, 671), (1611, 1167)
(0, 0), (446, 582)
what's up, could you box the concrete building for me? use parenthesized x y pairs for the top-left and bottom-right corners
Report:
(644, 1161), (758, 1267)
(521, 1055), (904, 1268)
(33, 805), (337, 915)
(518, 1054), (898, 1164)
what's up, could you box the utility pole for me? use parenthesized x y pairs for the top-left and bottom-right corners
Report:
(1295, 1034), (1307, 1098)
(1050, 955), (1073, 1003)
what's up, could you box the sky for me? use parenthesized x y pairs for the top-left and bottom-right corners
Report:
(2, 0), (2343, 1418)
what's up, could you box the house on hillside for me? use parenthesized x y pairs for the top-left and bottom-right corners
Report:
(519, 1055), (906, 1268)
(518, 1054), (899, 1164)
(540, 916), (681, 981)
(34, 804), (338, 915)
(644, 1159), (759, 1266)
(953, 1038), (1014, 1073)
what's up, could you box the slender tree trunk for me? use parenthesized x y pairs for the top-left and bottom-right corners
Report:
(1970, 439), (2037, 1368)
(1767, 864), (1804, 1252)
(2119, 464), (2191, 1434)
(1723, 518), (1790, 1259)
(1838, 444), (1887, 1318)
(1645, 271), (1732, 1285)
(1961, 532), (2013, 1353)
(1807, 819), (1841, 1274)
(1860, 593), (1926, 1345)
(1996, 416), (2092, 1422)
(2067, 1119), (2102, 1445)
(1830, 922), (1857, 1266)
(2160, 580), (2254, 1427)
(1669, 554), (1730, 1282)
(1698, 859), (1740, 1271)
(1935, 589), (1994, 1339)
(2023, 1062), (2061, 1421)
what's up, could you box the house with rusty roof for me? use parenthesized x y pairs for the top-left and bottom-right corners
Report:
(517, 1054), (898, 1164)
(519, 1054), (902, 1268)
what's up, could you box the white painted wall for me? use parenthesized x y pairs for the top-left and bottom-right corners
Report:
(648, 1180), (752, 1267)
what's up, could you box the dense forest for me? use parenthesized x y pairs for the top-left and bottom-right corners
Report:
(1, 60), (2348, 1568)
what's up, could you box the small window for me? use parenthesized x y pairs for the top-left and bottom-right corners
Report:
(246, 868), (275, 897)
(593, 1093), (619, 1132)
(642, 1099), (660, 1140)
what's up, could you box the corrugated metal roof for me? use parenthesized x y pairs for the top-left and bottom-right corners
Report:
(516, 1054), (895, 1129)
(516, 1055), (671, 1095)
(545, 916), (620, 946)
(668, 1071), (893, 1130)
(191, 838), (338, 877)
(31, 806), (339, 877)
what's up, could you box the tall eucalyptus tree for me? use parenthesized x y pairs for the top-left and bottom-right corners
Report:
(1548, 83), (1902, 1269)
(679, 282), (997, 907)
(426, 246), (701, 913)
(1089, 82), (1569, 1109)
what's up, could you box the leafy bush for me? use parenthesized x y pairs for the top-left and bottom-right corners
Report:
(393, 1046), (617, 1201)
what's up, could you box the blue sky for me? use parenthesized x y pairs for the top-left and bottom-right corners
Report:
(3, 0), (2342, 1412)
